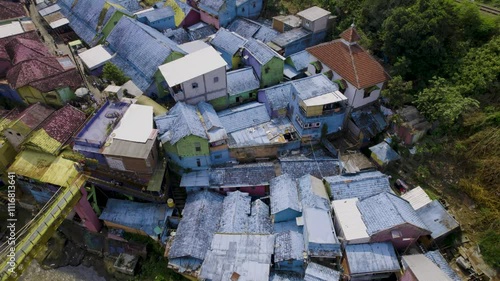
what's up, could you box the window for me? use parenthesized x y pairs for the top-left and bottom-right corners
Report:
(214, 77), (219, 83)
(242, 7), (245, 12)
(252, 2), (256, 8)
(192, 82), (198, 89)
(249, 92), (253, 98)
(363, 85), (380, 98)
(236, 97), (241, 103)
(391, 230), (402, 239)
(264, 67), (270, 74)
(196, 159), (201, 167)
(363, 91), (371, 99)
(16, 133), (21, 136)
(46, 94), (58, 100)
(194, 142), (201, 152)
(214, 155), (222, 159)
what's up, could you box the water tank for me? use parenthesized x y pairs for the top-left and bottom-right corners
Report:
(167, 198), (175, 208)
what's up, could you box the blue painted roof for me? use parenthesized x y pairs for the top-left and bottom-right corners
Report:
(351, 106), (388, 139)
(274, 230), (304, 262)
(272, 28), (311, 47)
(210, 28), (247, 56)
(58, 0), (116, 45)
(198, 0), (224, 14)
(357, 192), (430, 236)
(280, 155), (341, 180)
(344, 242), (400, 275)
(424, 251), (462, 281)
(106, 17), (185, 91)
(109, 0), (141, 12)
(227, 67), (260, 96)
(244, 38), (284, 65)
(324, 170), (392, 200)
(188, 24), (217, 40)
(163, 28), (190, 44)
(287, 50), (311, 71)
(198, 101), (222, 130)
(253, 24), (280, 43)
(270, 174), (301, 215)
(99, 198), (170, 237)
(416, 200), (459, 239)
(304, 262), (341, 281)
(259, 82), (292, 111)
(369, 141), (400, 164)
(154, 102), (207, 145)
(217, 102), (270, 133)
(292, 74), (339, 100)
(227, 17), (260, 39)
(137, 6), (175, 23)
(298, 174), (330, 211)
(168, 190), (225, 260)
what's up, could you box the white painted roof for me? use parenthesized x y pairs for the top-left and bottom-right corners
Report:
(112, 104), (153, 143)
(49, 18), (69, 29)
(403, 255), (453, 281)
(159, 46), (227, 86)
(331, 198), (370, 243)
(78, 45), (113, 70)
(0, 21), (24, 39)
(303, 208), (338, 244)
(401, 186), (432, 210)
(179, 40), (210, 54)
(104, 85), (121, 93)
(121, 80), (143, 97)
(303, 91), (347, 107)
(297, 6), (331, 21)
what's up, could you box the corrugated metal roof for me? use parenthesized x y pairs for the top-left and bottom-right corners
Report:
(272, 28), (311, 47)
(273, 220), (302, 234)
(357, 192), (430, 236)
(401, 186), (432, 210)
(269, 271), (303, 281)
(369, 141), (401, 164)
(188, 24), (217, 41)
(304, 262), (341, 281)
(424, 251), (462, 281)
(200, 233), (275, 281)
(249, 199), (272, 234)
(137, 6), (174, 23)
(298, 174), (330, 211)
(270, 174), (301, 215)
(244, 38), (284, 65)
(211, 28), (247, 56)
(274, 230), (304, 263)
(218, 191), (252, 233)
(99, 198), (170, 237)
(227, 67), (260, 96)
(163, 27), (190, 44)
(180, 170), (210, 187)
(228, 117), (296, 148)
(209, 162), (276, 187)
(344, 242), (400, 275)
(351, 106), (388, 139)
(331, 198), (369, 243)
(102, 130), (157, 159)
(287, 50), (312, 71)
(253, 24), (280, 43)
(168, 190), (224, 260)
(260, 82), (293, 111)
(218, 102), (270, 133)
(39, 4), (61, 17)
(402, 255), (453, 281)
(303, 207), (340, 250)
(280, 156), (340, 180)
(228, 17), (261, 39)
(292, 74), (339, 101)
(416, 200), (459, 239)
(155, 102), (207, 145)
(324, 170), (392, 200)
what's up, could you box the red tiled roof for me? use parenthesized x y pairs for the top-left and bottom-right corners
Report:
(6, 56), (63, 89)
(5, 37), (50, 65)
(0, 31), (40, 46)
(30, 68), (83, 92)
(14, 103), (55, 129)
(0, 1), (27, 21)
(340, 25), (361, 43)
(41, 104), (86, 144)
(307, 40), (389, 89)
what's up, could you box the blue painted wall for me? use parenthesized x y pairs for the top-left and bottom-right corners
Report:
(274, 208), (301, 223)
(137, 13), (176, 31)
(276, 259), (304, 273)
(0, 84), (24, 104)
(236, 0), (263, 18)
(167, 152), (211, 171)
(209, 148), (231, 166)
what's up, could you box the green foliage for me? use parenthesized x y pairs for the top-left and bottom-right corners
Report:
(103, 62), (130, 86)
(479, 227), (500, 268)
(381, 75), (413, 109)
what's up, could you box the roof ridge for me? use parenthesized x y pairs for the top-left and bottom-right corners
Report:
(348, 44), (361, 89)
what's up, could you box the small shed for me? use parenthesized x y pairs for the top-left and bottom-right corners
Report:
(401, 186), (432, 210)
(369, 140), (400, 167)
(416, 200), (460, 241)
(304, 262), (341, 281)
(401, 254), (453, 281)
(270, 174), (301, 223)
(274, 231), (305, 272)
(331, 198), (370, 245)
(302, 207), (341, 259)
(343, 242), (400, 281)
(78, 45), (113, 75)
(394, 106), (431, 146)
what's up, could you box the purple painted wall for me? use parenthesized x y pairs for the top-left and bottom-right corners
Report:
(216, 185), (268, 197)
(0, 60), (11, 77)
(370, 224), (430, 250)
(75, 186), (102, 232)
(181, 10), (201, 28)
(199, 10), (220, 29)
(242, 48), (262, 79)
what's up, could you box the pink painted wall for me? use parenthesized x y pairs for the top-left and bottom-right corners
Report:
(74, 186), (102, 232)
(370, 224), (430, 250)
(181, 10), (201, 28)
(217, 185), (268, 197)
(400, 270), (416, 281)
(199, 10), (220, 29)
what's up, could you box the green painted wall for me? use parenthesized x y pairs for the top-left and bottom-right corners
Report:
(155, 51), (186, 98)
(231, 55), (242, 70)
(164, 135), (209, 157)
(261, 57), (284, 88)
(56, 87), (76, 104)
(209, 95), (229, 111)
(228, 90), (257, 107)
(0, 137), (16, 174)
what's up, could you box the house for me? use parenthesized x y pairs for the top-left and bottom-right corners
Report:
(342, 242), (400, 281)
(209, 28), (247, 69)
(158, 46), (227, 105)
(324, 170), (392, 201)
(22, 104), (86, 156)
(272, 15), (302, 33)
(269, 28), (311, 57)
(401, 254), (454, 281)
(0, 1), (27, 23)
(180, 170), (210, 193)
(104, 16), (186, 94)
(0, 109), (19, 175)
(155, 102), (211, 171)
(369, 140), (400, 167)
(257, 82), (292, 118)
(284, 50), (312, 80)
(401, 186), (432, 210)
(200, 233), (275, 280)
(99, 198), (172, 239)
(0, 18), (34, 41)
(209, 162), (276, 196)
(78, 44), (113, 76)
(423, 251), (462, 281)
(187, 21), (217, 40)
(304, 262), (341, 281)
(394, 106), (432, 146)
(164, 0), (200, 28)
(197, 101), (230, 164)
(58, 0), (133, 46)
(1, 103), (54, 150)
(270, 174), (301, 223)
(274, 230), (305, 273)
(298, 174), (330, 211)
(228, 17), (280, 43)
(168, 190), (224, 277)
(178, 40), (211, 54)
(279, 155), (341, 180)
(37, 4), (70, 33)
(136, 6), (176, 31)
(357, 192), (431, 249)
(340, 151), (376, 174)
(226, 67), (260, 107)
(3, 37), (82, 106)
(302, 207), (341, 260)
(195, 0), (261, 29)
(348, 105), (388, 146)
(288, 74), (348, 141)
(331, 198), (370, 245)
(236, 0), (263, 18)
(242, 38), (284, 88)
(296, 6), (331, 34)
(306, 24), (389, 109)
(218, 191), (272, 234)
(163, 27), (191, 44)
(101, 104), (159, 177)
(217, 102), (300, 161)
(416, 200), (460, 241)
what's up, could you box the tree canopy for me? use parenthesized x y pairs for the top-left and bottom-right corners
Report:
(102, 62), (130, 86)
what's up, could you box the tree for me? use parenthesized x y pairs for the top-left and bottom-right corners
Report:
(381, 75), (413, 109)
(102, 62), (129, 86)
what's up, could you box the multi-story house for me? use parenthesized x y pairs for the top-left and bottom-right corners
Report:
(242, 38), (285, 88)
